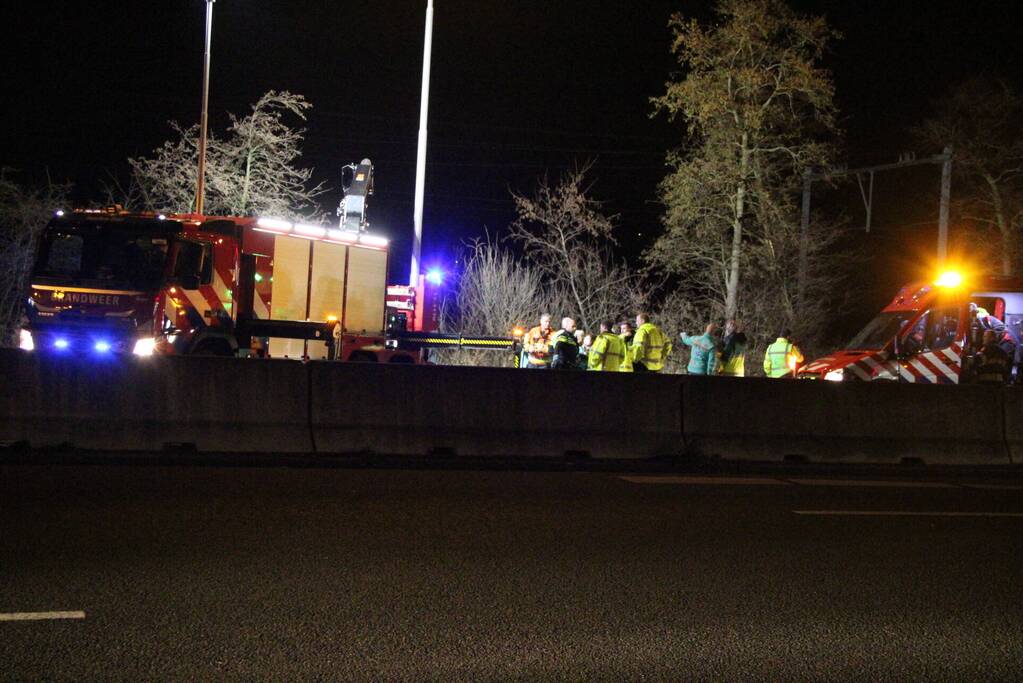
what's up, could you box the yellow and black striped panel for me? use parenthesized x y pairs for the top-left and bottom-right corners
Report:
(460, 338), (515, 348)
(397, 332), (517, 351)
(416, 337), (461, 345)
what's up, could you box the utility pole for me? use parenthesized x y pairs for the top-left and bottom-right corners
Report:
(410, 0), (434, 285)
(194, 0), (215, 216)
(799, 148), (955, 312)
(937, 145), (953, 265)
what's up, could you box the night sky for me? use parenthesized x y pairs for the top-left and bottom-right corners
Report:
(3, 1), (1021, 321)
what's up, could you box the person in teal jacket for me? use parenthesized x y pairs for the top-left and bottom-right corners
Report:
(680, 323), (719, 375)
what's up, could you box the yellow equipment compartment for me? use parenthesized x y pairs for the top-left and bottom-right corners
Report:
(268, 235), (310, 359)
(306, 241), (346, 360)
(262, 234), (387, 358)
(344, 245), (387, 335)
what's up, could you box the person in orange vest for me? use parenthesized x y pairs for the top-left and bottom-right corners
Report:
(522, 313), (555, 369)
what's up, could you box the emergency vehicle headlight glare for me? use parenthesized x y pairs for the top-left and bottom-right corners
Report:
(426, 269), (444, 285)
(133, 337), (156, 356)
(19, 329), (34, 351)
(824, 369), (844, 382)
(256, 217), (293, 233)
(55, 209), (65, 217)
(94, 341), (112, 353)
(54, 338), (69, 350)
(935, 270), (963, 288)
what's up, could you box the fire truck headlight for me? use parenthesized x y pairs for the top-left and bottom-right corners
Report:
(824, 369), (845, 382)
(19, 329), (34, 351)
(133, 337), (156, 357)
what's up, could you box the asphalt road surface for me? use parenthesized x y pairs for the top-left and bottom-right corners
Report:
(2, 461), (1023, 681)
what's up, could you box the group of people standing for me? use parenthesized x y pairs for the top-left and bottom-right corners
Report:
(520, 314), (806, 378)
(520, 313), (671, 372)
(678, 321), (803, 378)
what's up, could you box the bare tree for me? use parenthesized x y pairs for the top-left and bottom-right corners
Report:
(440, 235), (552, 367)
(508, 165), (646, 332)
(127, 91), (327, 221)
(0, 170), (70, 346)
(914, 78), (1023, 276)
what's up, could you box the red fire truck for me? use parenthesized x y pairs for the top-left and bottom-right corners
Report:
(20, 159), (516, 362)
(798, 271), (1023, 384)
(19, 206), (429, 362)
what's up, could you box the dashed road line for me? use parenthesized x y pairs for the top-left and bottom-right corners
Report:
(620, 475), (789, 486)
(0, 611), (86, 622)
(793, 510), (1023, 518)
(962, 483), (1023, 491)
(786, 478), (956, 489)
(621, 476), (1023, 490)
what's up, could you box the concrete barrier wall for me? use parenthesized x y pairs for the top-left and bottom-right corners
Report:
(682, 376), (1011, 465)
(0, 349), (312, 452)
(1001, 390), (1023, 465)
(309, 362), (684, 459)
(0, 347), (1017, 465)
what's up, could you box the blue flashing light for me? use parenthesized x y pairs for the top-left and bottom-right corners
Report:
(94, 341), (112, 353)
(54, 338), (69, 350)
(426, 269), (444, 285)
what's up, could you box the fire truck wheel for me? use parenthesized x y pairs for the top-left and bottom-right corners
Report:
(191, 339), (235, 357)
(388, 354), (415, 364)
(348, 351), (378, 362)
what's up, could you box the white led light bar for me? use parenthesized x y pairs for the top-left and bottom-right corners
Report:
(256, 217), (293, 232)
(359, 234), (389, 247)
(326, 229), (357, 243)
(293, 223), (327, 238)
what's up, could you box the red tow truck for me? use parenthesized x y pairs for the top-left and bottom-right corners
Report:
(798, 271), (1023, 384)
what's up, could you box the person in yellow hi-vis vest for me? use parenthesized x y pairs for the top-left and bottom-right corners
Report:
(718, 319), (747, 377)
(763, 329), (804, 378)
(618, 321), (634, 372)
(588, 321), (627, 371)
(630, 313), (672, 373)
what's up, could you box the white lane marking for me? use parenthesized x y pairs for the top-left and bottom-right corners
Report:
(793, 510), (1023, 517)
(0, 611), (86, 622)
(620, 476), (788, 486)
(787, 479), (956, 489)
(963, 483), (1023, 491)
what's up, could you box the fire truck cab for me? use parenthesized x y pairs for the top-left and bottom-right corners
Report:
(21, 208), (419, 363)
(799, 273), (1023, 384)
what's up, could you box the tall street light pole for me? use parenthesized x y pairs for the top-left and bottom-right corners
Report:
(410, 0), (434, 285)
(195, 0), (216, 216)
